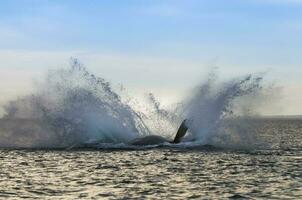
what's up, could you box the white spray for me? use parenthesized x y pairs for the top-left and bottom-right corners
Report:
(0, 59), (276, 149)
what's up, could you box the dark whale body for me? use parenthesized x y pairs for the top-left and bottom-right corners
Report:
(129, 135), (169, 146)
(71, 120), (189, 149)
(129, 120), (188, 146)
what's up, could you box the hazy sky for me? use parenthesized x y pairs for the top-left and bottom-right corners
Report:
(0, 0), (302, 115)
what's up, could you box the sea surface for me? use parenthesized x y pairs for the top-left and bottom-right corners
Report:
(0, 118), (301, 199)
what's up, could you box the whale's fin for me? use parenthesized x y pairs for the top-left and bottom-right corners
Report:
(172, 119), (188, 143)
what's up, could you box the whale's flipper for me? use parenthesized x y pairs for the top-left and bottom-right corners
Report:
(172, 119), (188, 143)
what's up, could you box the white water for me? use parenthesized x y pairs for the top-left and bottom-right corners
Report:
(182, 71), (267, 148)
(0, 59), (275, 149)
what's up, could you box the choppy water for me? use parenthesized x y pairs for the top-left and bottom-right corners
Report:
(0, 119), (301, 200)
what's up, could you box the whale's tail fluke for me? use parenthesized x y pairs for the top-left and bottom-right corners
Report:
(172, 119), (188, 144)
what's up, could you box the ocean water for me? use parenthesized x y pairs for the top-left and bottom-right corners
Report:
(0, 61), (301, 199)
(0, 118), (301, 200)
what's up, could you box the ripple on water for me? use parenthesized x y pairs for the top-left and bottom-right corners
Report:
(1, 148), (301, 199)
(1, 119), (302, 200)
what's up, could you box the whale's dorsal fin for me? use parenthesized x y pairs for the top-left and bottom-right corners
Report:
(172, 119), (188, 143)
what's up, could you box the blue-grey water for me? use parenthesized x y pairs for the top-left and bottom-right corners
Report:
(0, 118), (301, 199)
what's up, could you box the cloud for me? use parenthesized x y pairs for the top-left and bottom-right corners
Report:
(0, 50), (71, 69)
(0, 49), (204, 95)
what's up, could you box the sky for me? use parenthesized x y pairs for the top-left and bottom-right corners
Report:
(0, 0), (302, 115)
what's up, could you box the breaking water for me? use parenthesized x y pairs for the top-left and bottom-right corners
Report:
(0, 59), (271, 149)
(0, 60), (301, 199)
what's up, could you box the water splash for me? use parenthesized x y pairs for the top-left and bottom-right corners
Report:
(182, 72), (271, 149)
(1, 59), (150, 148)
(0, 59), (276, 149)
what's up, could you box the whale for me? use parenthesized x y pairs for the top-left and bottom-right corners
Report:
(129, 120), (188, 146)
(73, 120), (189, 149)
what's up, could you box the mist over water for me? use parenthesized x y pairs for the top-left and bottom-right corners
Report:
(0, 59), (277, 149)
